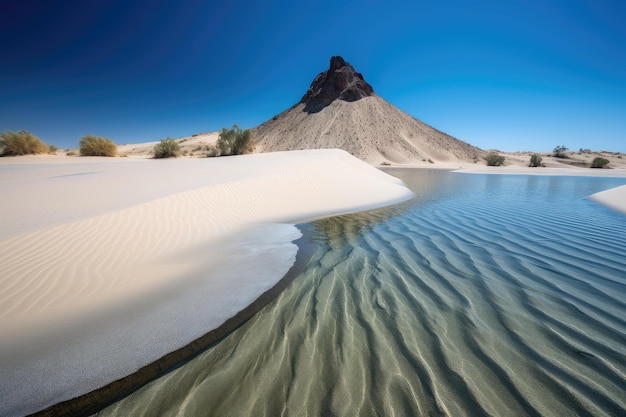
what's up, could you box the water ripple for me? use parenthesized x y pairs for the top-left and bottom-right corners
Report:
(98, 171), (626, 417)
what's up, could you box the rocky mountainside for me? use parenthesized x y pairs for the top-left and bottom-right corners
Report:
(300, 56), (374, 113)
(252, 56), (485, 165)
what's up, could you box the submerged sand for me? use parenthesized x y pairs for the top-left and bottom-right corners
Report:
(97, 169), (626, 417)
(452, 165), (626, 215)
(0, 149), (413, 416)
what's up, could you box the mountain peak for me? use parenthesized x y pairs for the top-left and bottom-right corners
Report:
(253, 57), (485, 165)
(300, 56), (374, 113)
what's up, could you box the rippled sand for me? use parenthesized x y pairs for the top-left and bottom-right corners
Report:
(98, 170), (626, 417)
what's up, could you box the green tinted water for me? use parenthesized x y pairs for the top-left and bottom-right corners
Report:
(99, 170), (626, 417)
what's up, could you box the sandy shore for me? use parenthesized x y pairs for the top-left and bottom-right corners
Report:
(0, 149), (413, 417)
(454, 164), (626, 178)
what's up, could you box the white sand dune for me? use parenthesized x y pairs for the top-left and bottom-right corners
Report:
(0, 149), (413, 417)
(589, 184), (626, 215)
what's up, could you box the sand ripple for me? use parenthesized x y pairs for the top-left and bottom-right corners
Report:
(97, 172), (625, 417)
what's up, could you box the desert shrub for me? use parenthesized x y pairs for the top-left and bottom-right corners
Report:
(591, 157), (609, 168)
(553, 145), (568, 158)
(217, 125), (252, 156)
(48, 145), (58, 154)
(529, 153), (542, 167)
(153, 138), (180, 158)
(206, 145), (219, 157)
(79, 135), (117, 156)
(485, 152), (505, 166)
(0, 130), (49, 155)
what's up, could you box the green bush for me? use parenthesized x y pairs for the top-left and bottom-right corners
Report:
(79, 135), (117, 156)
(48, 145), (59, 154)
(591, 157), (609, 168)
(529, 153), (542, 167)
(217, 125), (252, 156)
(553, 145), (568, 158)
(153, 138), (180, 158)
(485, 152), (505, 166)
(0, 130), (50, 156)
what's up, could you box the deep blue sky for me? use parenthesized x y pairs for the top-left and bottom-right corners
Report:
(1, 0), (625, 152)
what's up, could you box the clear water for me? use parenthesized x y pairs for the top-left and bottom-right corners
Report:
(98, 170), (626, 417)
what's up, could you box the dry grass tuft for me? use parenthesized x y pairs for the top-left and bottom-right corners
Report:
(0, 130), (50, 156)
(79, 135), (117, 157)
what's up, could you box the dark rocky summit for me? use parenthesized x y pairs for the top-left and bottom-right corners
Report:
(301, 56), (374, 113)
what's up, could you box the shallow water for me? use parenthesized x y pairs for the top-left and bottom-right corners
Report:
(98, 170), (626, 417)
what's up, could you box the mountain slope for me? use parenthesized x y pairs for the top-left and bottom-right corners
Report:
(252, 56), (484, 165)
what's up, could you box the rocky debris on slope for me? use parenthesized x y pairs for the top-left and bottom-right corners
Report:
(301, 56), (374, 113)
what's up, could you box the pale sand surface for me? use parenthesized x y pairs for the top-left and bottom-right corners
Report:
(588, 184), (626, 215)
(0, 149), (413, 416)
(116, 132), (219, 158)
